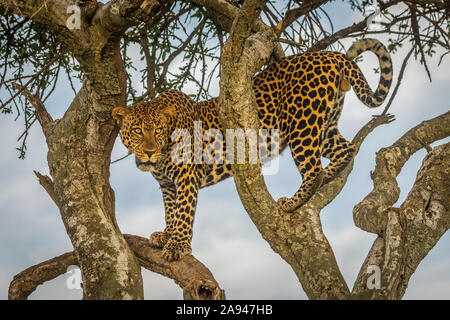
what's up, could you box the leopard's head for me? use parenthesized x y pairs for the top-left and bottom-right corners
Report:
(112, 103), (175, 164)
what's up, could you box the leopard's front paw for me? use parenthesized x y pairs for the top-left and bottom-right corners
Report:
(277, 197), (300, 213)
(149, 231), (169, 248)
(162, 239), (192, 261)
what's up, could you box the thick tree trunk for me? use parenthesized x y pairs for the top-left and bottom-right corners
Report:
(43, 80), (143, 299)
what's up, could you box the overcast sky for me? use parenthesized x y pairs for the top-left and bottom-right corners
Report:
(0, 2), (449, 299)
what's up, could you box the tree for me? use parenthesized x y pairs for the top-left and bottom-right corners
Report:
(1, 0), (448, 300)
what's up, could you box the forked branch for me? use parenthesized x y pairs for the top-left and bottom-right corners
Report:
(352, 122), (449, 299)
(9, 234), (225, 300)
(8, 165), (225, 300)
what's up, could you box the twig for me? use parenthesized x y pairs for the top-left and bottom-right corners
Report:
(382, 46), (415, 115)
(155, 18), (207, 92)
(139, 25), (156, 99)
(16, 117), (37, 142)
(409, 4), (433, 81)
(111, 151), (132, 164)
(33, 171), (58, 206)
(12, 83), (53, 129)
(416, 136), (433, 153)
(274, 0), (329, 37)
(0, 51), (66, 111)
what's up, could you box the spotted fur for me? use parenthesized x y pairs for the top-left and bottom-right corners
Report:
(113, 39), (393, 261)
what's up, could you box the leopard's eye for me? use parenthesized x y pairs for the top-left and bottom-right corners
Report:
(155, 128), (162, 134)
(133, 128), (142, 134)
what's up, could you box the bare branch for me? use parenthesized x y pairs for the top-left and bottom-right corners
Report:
(274, 0), (330, 37)
(9, 252), (78, 300)
(307, 0), (404, 52)
(88, 0), (172, 35)
(307, 19), (368, 52)
(12, 83), (53, 130)
(34, 171), (59, 206)
(381, 47), (414, 115)
(188, 0), (239, 22)
(126, 234), (225, 300)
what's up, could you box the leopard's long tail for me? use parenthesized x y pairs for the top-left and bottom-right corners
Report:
(344, 38), (393, 108)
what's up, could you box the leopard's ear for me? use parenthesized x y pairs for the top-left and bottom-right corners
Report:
(160, 105), (176, 120)
(112, 107), (130, 126)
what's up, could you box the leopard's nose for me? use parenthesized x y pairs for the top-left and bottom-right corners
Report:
(145, 151), (154, 158)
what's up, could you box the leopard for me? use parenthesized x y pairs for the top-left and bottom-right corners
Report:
(112, 38), (393, 261)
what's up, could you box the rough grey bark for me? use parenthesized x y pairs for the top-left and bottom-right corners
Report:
(44, 81), (144, 299)
(354, 111), (450, 234)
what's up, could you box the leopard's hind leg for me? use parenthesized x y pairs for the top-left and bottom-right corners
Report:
(277, 105), (327, 213)
(321, 131), (356, 184)
(321, 93), (356, 184)
(277, 150), (325, 213)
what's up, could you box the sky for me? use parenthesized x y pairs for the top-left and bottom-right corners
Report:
(0, 1), (449, 300)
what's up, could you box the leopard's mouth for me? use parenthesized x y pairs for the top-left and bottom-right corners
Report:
(136, 158), (155, 166)
(136, 151), (161, 164)
(149, 152), (161, 162)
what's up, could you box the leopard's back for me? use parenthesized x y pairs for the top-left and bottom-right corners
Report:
(195, 40), (392, 210)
